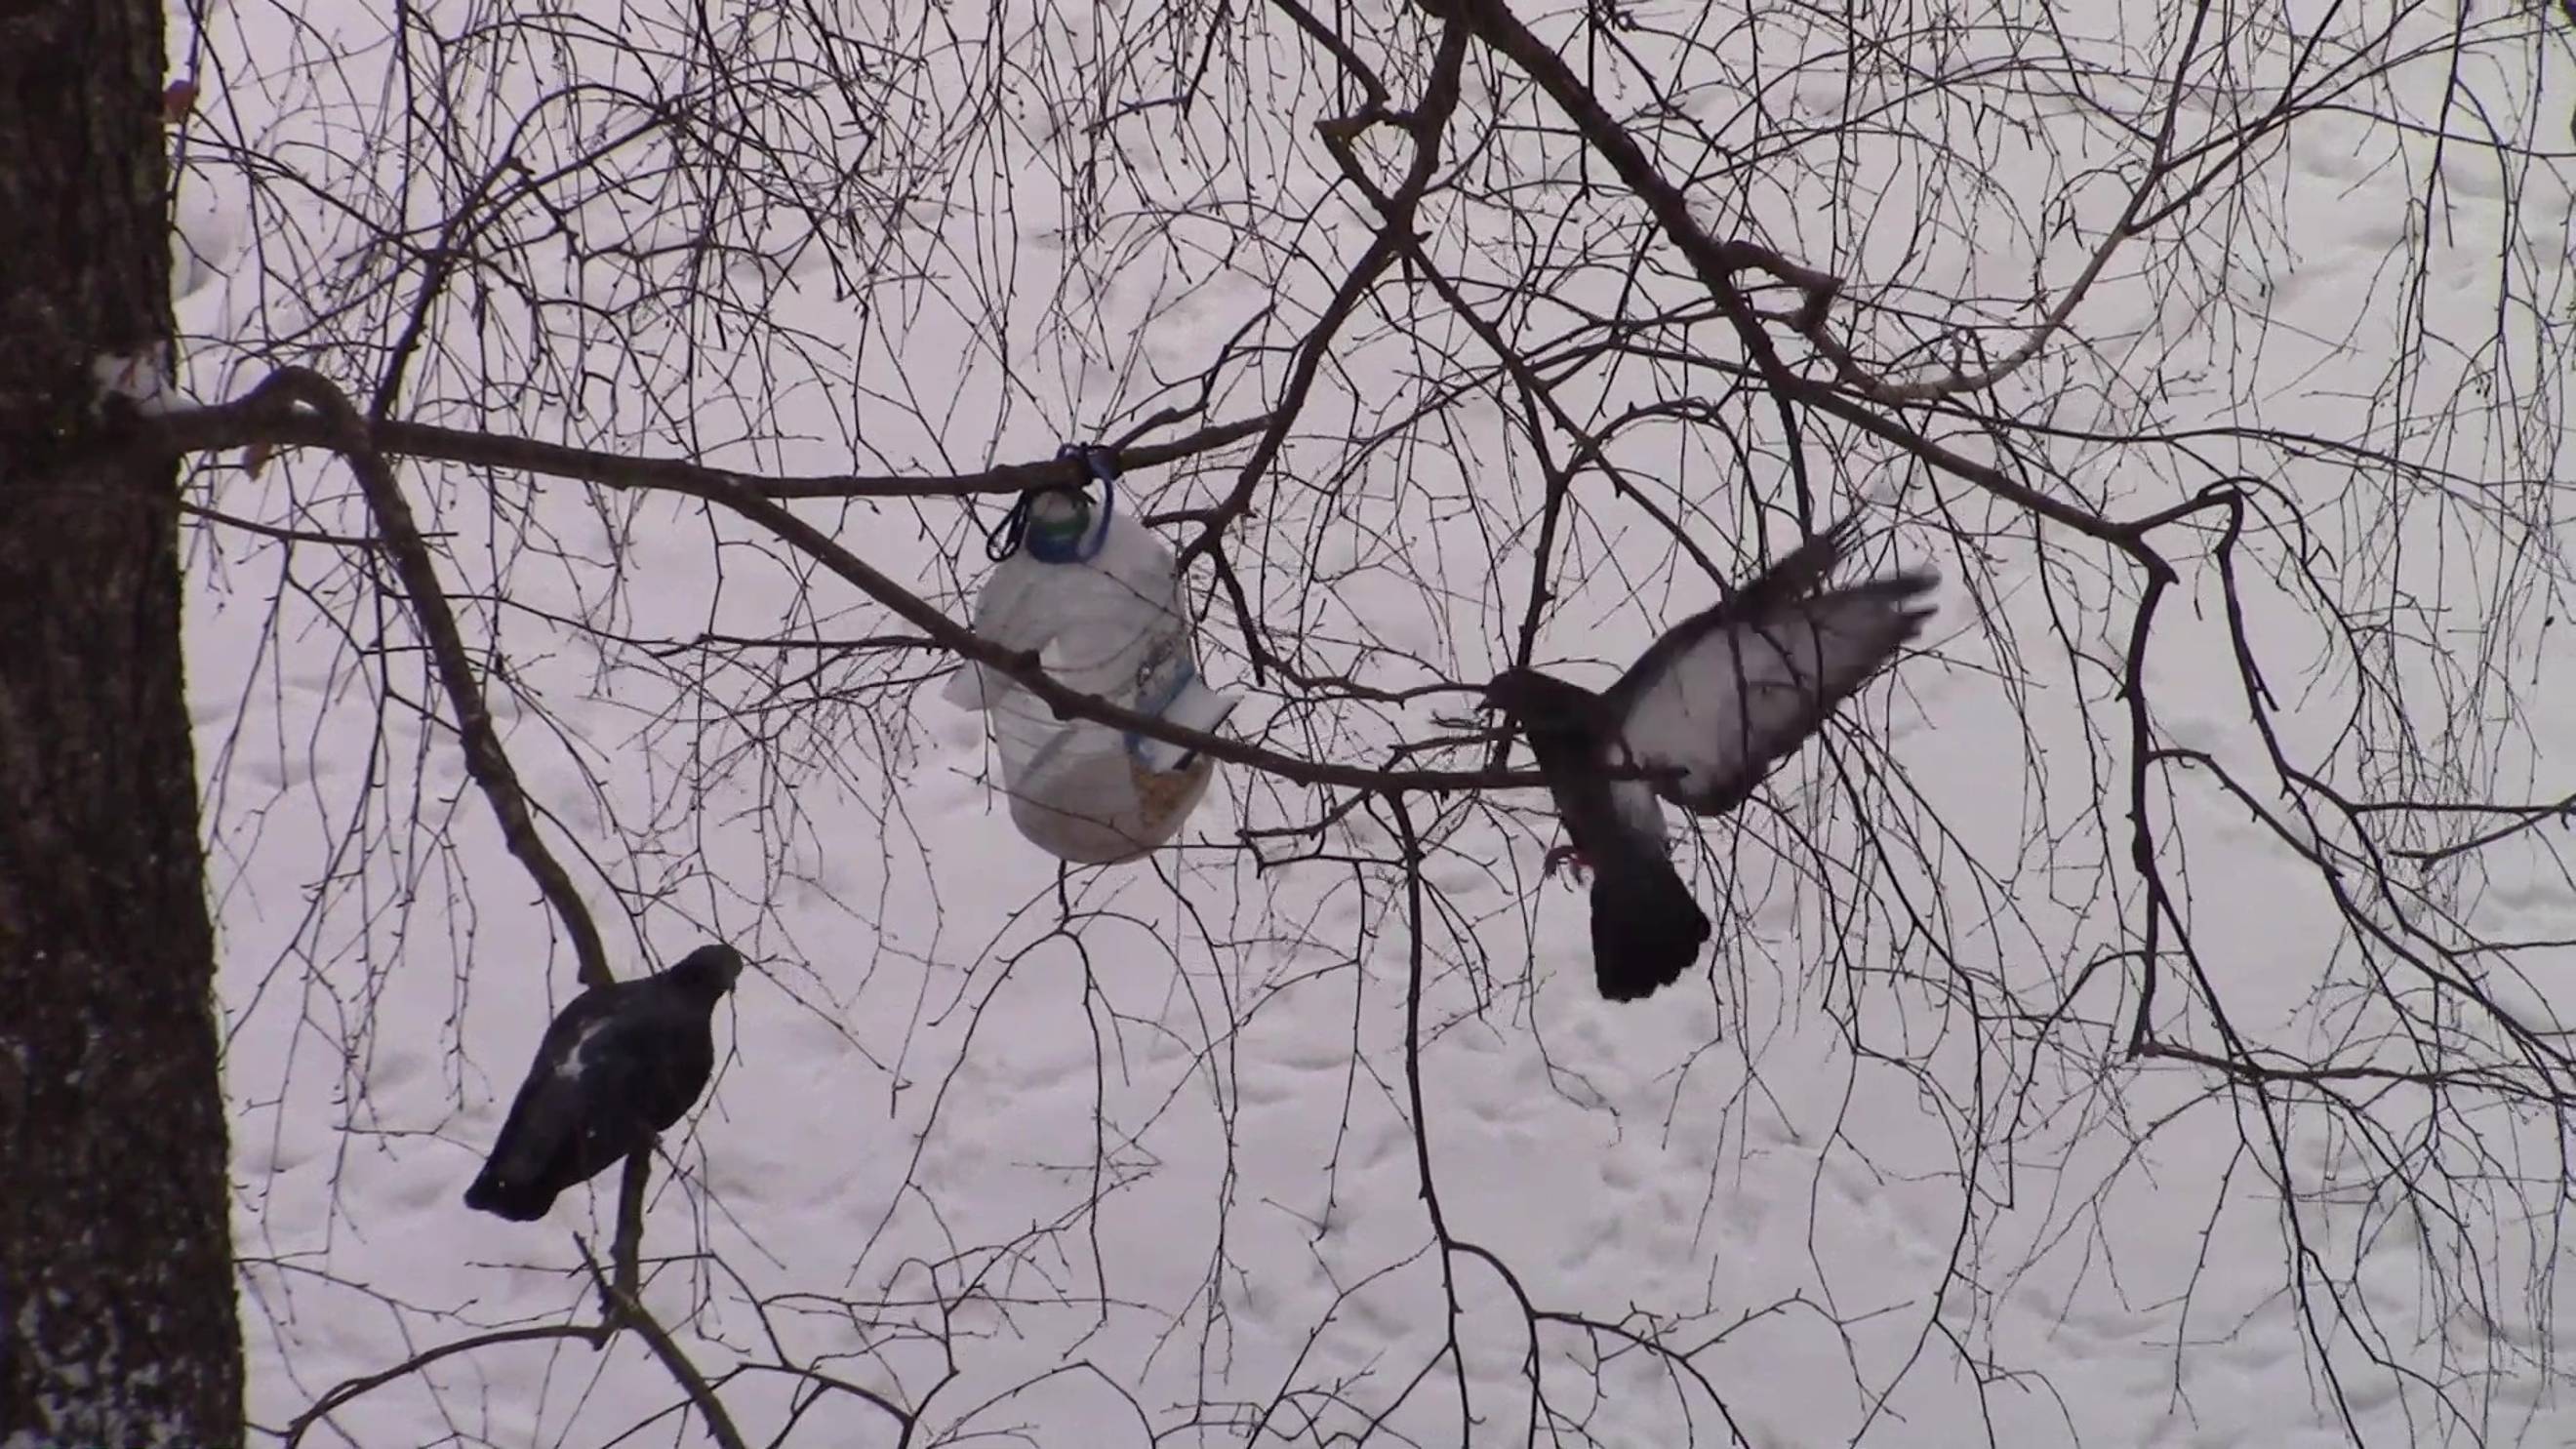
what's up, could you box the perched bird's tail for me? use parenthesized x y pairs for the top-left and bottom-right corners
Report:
(1589, 860), (1711, 1001)
(463, 1168), (555, 1222)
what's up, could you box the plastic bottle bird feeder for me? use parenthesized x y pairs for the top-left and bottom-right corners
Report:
(942, 460), (1238, 865)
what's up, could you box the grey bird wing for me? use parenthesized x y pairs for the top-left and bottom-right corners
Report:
(1606, 520), (1935, 816)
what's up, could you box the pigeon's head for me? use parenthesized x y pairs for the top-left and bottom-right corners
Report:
(1478, 666), (1594, 729)
(664, 944), (746, 1000)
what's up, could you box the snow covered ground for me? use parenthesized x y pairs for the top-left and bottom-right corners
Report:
(167, 0), (2575, 1444)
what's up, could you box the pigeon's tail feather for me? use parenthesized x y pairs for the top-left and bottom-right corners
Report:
(1589, 861), (1711, 1001)
(463, 1168), (557, 1222)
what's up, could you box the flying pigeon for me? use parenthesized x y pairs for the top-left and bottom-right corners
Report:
(1482, 515), (1936, 1000)
(463, 943), (744, 1221)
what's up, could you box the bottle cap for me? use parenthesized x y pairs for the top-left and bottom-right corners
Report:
(1024, 489), (1095, 561)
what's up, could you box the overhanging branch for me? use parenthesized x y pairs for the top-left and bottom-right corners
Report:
(251, 368), (617, 990)
(137, 394), (1278, 503)
(137, 369), (1569, 798)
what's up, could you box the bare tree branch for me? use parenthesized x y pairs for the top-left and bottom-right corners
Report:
(249, 367), (616, 990)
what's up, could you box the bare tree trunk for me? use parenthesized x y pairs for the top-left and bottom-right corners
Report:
(0, 0), (244, 1442)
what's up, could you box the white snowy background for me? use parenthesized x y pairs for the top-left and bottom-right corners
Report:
(159, 0), (2575, 1444)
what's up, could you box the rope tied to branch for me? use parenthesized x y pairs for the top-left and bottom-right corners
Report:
(982, 443), (1119, 562)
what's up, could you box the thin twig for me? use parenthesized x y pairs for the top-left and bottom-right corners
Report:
(249, 368), (615, 988)
(1426, 0), (2171, 571)
(1172, 20), (1471, 573)
(576, 1240), (749, 1449)
(179, 500), (401, 550)
(281, 1325), (606, 1447)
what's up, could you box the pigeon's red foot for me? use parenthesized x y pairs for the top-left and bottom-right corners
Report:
(1542, 843), (1591, 884)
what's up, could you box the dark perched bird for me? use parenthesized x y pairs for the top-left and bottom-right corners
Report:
(1483, 516), (1937, 1000)
(463, 944), (744, 1221)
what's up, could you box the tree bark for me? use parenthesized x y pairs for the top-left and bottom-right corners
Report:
(0, 0), (244, 1442)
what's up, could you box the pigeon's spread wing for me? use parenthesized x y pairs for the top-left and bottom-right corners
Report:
(1615, 576), (1933, 815)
